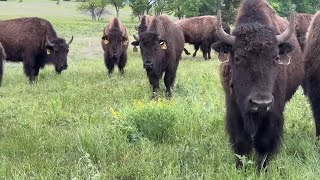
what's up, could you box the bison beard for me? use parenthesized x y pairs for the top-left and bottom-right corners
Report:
(0, 17), (73, 83)
(213, 0), (304, 171)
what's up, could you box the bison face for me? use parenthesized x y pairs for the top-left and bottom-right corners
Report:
(213, 26), (294, 114)
(102, 32), (127, 62)
(45, 36), (73, 74)
(131, 32), (167, 72)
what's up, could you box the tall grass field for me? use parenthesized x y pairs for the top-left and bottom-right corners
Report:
(0, 0), (319, 179)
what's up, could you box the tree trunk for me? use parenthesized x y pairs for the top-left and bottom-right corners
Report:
(97, 7), (105, 21)
(116, 6), (119, 18)
(90, 8), (96, 21)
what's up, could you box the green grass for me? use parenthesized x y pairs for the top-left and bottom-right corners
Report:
(0, 1), (320, 179)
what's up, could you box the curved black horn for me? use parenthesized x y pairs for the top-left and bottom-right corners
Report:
(216, 10), (235, 45)
(68, 36), (74, 45)
(276, 12), (295, 44)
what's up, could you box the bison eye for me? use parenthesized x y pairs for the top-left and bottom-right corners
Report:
(234, 57), (242, 64)
(274, 55), (280, 64)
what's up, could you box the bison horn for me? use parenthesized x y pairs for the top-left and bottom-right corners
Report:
(133, 34), (139, 41)
(216, 10), (235, 45)
(276, 12), (296, 44)
(68, 36), (74, 45)
(46, 36), (54, 47)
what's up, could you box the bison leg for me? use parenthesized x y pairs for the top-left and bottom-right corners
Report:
(200, 42), (209, 60)
(183, 48), (191, 55)
(147, 73), (160, 99)
(22, 53), (37, 83)
(118, 52), (127, 75)
(208, 46), (212, 60)
(193, 44), (200, 57)
(305, 76), (320, 136)
(254, 113), (283, 171)
(0, 58), (3, 86)
(164, 69), (177, 98)
(226, 100), (253, 168)
(104, 55), (115, 76)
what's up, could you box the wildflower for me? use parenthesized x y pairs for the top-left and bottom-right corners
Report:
(110, 107), (121, 118)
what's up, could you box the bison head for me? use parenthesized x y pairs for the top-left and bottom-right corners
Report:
(45, 36), (73, 74)
(131, 32), (167, 72)
(212, 11), (295, 115)
(102, 31), (128, 62)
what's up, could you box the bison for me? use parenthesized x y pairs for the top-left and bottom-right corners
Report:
(0, 43), (6, 86)
(303, 12), (320, 137)
(0, 17), (73, 83)
(295, 13), (313, 51)
(131, 16), (185, 98)
(175, 16), (230, 60)
(102, 18), (128, 75)
(212, 0), (304, 171)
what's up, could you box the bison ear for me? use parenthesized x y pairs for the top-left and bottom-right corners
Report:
(278, 42), (294, 55)
(102, 35), (107, 40)
(131, 41), (139, 46)
(212, 41), (232, 63)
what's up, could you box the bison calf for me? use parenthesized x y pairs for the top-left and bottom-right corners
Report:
(102, 18), (128, 75)
(0, 17), (73, 83)
(132, 16), (185, 98)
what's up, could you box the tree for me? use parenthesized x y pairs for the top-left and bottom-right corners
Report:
(128, 0), (154, 20)
(78, 0), (108, 21)
(108, 0), (126, 18)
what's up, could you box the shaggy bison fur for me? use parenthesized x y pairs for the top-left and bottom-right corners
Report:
(212, 0), (304, 171)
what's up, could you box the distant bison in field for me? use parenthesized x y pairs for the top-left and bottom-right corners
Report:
(132, 16), (185, 98)
(295, 13), (313, 51)
(303, 12), (320, 137)
(175, 16), (230, 60)
(102, 17), (128, 75)
(0, 17), (73, 83)
(0, 43), (6, 86)
(212, 0), (304, 170)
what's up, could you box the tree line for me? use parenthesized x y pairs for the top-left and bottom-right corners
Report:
(76, 0), (319, 22)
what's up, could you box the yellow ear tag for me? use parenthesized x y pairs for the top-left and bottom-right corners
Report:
(104, 39), (109, 44)
(160, 41), (167, 50)
(47, 49), (51, 55)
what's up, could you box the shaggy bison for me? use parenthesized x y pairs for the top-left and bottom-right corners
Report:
(175, 16), (230, 60)
(303, 12), (320, 137)
(102, 17), (128, 75)
(0, 17), (73, 82)
(0, 43), (6, 86)
(295, 13), (313, 51)
(131, 16), (185, 98)
(212, 0), (304, 170)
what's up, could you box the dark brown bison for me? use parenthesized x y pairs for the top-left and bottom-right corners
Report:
(131, 16), (185, 98)
(175, 16), (230, 60)
(303, 12), (320, 137)
(0, 17), (73, 82)
(212, 0), (304, 171)
(295, 13), (313, 51)
(0, 43), (6, 86)
(102, 18), (128, 75)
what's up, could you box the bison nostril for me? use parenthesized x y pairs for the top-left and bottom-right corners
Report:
(249, 94), (274, 112)
(112, 54), (118, 59)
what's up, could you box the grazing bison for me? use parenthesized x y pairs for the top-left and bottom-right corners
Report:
(0, 43), (6, 86)
(303, 12), (320, 137)
(212, 0), (304, 170)
(0, 17), (73, 82)
(102, 17), (128, 75)
(295, 13), (313, 51)
(175, 16), (230, 60)
(131, 16), (185, 98)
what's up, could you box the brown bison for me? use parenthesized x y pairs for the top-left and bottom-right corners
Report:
(212, 0), (304, 171)
(0, 43), (6, 86)
(303, 12), (320, 137)
(102, 18), (128, 75)
(295, 13), (313, 51)
(175, 16), (230, 60)
(131, 16), (185, 98)
(0, 17), (73, 82)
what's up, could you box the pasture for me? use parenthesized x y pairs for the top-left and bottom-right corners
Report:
(0, 1), (319, 179)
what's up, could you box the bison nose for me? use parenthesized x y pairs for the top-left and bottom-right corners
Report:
(248, 93), (274, 112)
(112, 53), (118, 59)
(62, 64), (68, 70)
(143, 61), (153, 71)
